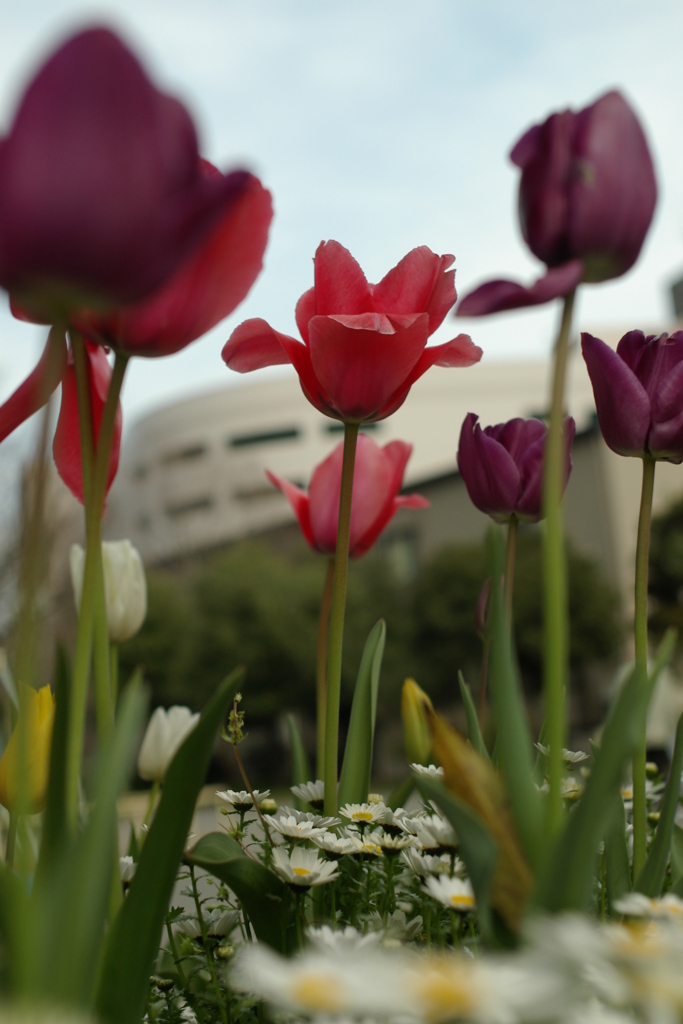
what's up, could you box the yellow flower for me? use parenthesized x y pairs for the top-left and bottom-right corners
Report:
(0, 684), (55, 812)
(401, 678), (433, 765)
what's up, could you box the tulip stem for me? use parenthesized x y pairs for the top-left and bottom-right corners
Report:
(66, 339), (128, 827)
(323, 421), (359, 817)
(632, 455), (656, 878)
(110, 643), (119, 713)
(316, 558), (335, 781)
(543, 287), (576, 837)
(5, 812), (17, 869)
(504, 516), (518, 626)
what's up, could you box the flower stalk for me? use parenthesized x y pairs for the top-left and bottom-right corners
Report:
(632, 455), (656, 877)
(504, 516), (518, 626)
(316, 558), (335, 780)
(543, 288), (576, 836)
(324, 421), (359, 817)
(66, 336), (128, 826)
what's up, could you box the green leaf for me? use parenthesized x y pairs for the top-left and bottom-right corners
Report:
(635, 711), (683, 897)
(535, 628), (676, 912)
(458, 671), (490, 762)
(605, 789), (631, 912)
(486, 531), (544, 871)
(338, 620), (385, 807)
(37, 675), (148, 1006)
(416, 774), (497, 940)
(671, 825), (683, 885)
(33, 645), (70, 892)
(185, 832), (295, 952)
(286, 713), (312, 809)
(96, 666), (244, 1024)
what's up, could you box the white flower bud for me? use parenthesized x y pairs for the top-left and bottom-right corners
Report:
(70, 539), (147, 643)
(137, 705), (200, 782)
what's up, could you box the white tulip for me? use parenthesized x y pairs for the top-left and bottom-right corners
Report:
(70, 540), (147, 643)
(137, 705), (200, 782)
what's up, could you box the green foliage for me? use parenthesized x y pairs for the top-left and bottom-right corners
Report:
(338, 620), (386, 807)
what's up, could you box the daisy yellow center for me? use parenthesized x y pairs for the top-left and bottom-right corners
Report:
(293, 867), (311, 876)
(353, 811), (373, 821)
(291, 974), (346, 1012)
(451, 894), (475, 910)
(416, 968), (476, 1020)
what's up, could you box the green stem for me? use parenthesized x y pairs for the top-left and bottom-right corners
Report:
(66, 341), (128, 827)
(110, 643), (119, 713)
(316, 558), (335, 781)
(504, 516), (518, 627)
(5, 812), (17, 869)
(143, 779), (161, 829)
(190, 865), (228, 1024)
(632, 456), (656, 878)
(323, 422), (359, 817)
(542, 288), (576, 837)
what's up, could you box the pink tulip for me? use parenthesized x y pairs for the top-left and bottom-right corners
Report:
(266, 435), (429, 558)
(223, 241), (481, 422)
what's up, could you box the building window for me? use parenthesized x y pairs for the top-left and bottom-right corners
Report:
(228, 427), (301, 448)
(233, 484), (292, 503)
(162, 443), (208, 465)
(324, 422), (380, 434)
(165, 496), (214, 519)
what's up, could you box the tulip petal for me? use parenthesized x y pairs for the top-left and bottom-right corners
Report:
(457, 413), (521, 520)
(313, 240), (373, 316)
(295, 287), (316, 345)
(265, 470), (316, 551)
(581, 332), (650, 457)
(222, 318), (295, 372)
(53, 342), (122, 505)
(307, 443), (345, 554)
(76, 172), (273, 356)
(456, 261), (584, 316)
(372, 247), (456, 334)
(650, 361), (683, 462)
(0, 327), (67, 444)
(307, 313), (429, 421)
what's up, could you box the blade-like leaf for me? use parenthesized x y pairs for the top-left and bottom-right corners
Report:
(185, 832), (295, 952)
(34, 645), (70, 892)
(486, 531), (544, 870)
(96, 667), (244, 1024)
(535, 629), (676, 912)
(416, 775), (497, 940)
(635, 711), (683, 897)
(286, 713), (312, 809)
(671, 825), (683, 885)
(37, 675), (147, 1006)
(458, 671), (490, 762)
(338, 620), (385, 807)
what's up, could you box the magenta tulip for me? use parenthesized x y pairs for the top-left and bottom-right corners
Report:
(582, 330), (683, 463)
(457, 413), (575, 522)
(266, 435), (429, 557)
(458, 91), (656, 317)
(0, 27), (251, 320)
(223, 241), (482, 422)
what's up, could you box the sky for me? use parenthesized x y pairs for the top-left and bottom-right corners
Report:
(0, 0), (682, 433)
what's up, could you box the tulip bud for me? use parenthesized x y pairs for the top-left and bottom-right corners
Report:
(0, 684), (55, 812)
(137, 705), (200, 782)
(70, 539), (147, 643)
(401, 678), (434, 766)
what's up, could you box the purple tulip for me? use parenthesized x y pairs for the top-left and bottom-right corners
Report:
(0, 27), (250, 319)
(457, 413), (575, 522)
(582, 330), (683, 463)
(458, 91), (656, 317)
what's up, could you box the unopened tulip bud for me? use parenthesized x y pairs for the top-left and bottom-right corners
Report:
(401, 678), (434, 767)
(70, 539), (147, 643)
(0, 683), (55, 812)
(137, 705), (200, 782)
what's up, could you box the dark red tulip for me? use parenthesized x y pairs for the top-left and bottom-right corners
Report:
(582, 330), (683, 463)
(0, 27), (251, 320)
(266, 435), (429, 557)
(72, 167), (272, 357)
(457, 413), (575, 522)
(223, 241), (482, 422)
(52, 342), (122, 505)
(458, 91), (656, 317)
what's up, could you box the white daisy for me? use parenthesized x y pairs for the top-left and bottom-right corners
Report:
(311, 831), (358, 858)
(614, 893), (683, 920)
(536, 744), (590, 765)
(215, 788), (270, 812)
(402, 847), (453, 878)
(339, 801), (392, 826)
(264, 813), (329, 841)
(424, 875), (476, 912)
(411, 763), (445, 779)
(290, 780), (325, 808)
(271, 846), (339, 888)
(307, 924), (381, 951)
(275, 806), (340, 829)
(375, 830), (417, 854)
